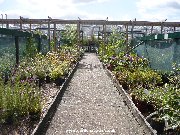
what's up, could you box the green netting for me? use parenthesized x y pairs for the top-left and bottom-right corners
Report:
(0, 29), (49, 74)
(19, 37), (27, 61)
(135, 39), (180, 71)
(41, 38), (49, 54)
(0, 35), (16, 73)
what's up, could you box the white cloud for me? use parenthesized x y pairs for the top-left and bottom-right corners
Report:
(1, 0), (109, 19)
(72, 0), (109, 4)
(0, 0), (4, 4)
(136, 0), (180, 21)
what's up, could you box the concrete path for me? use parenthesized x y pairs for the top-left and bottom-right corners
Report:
(45, 53), (151, 135)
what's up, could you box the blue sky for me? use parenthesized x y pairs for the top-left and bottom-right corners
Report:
(0, 0), (180, 21)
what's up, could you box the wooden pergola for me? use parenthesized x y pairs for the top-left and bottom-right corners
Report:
(1, 17), (180, 64)
(1, 17), (180, 46)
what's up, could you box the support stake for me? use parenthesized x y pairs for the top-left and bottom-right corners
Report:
(15, 36), (19, 65)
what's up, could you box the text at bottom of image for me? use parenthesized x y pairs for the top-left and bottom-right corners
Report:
(66, 128), (116, 133)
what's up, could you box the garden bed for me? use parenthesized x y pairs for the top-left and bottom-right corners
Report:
(97, 32), (179, 135)
(0, 46), (83, 135)
(99, 53), (179, 135)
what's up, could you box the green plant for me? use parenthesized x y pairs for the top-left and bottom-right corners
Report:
(0, 52), (15, 81)
(49, 61), (70, 80)
(169, 63), (180, 88)
(0, 79), (42, 124)
(60, 25), (78, 46)
(143, 85), (180, 129)
(98, 31), (126, 63)
(25, 37), (38, 58)
(115, 68), (162, 91)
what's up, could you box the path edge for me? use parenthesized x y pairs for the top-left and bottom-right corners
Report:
(31, 58), (81, 135)
(102, 64), (157, 135)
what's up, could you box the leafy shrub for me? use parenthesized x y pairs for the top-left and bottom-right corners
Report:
(131, 84), (179, 132)
(49, 61), (70, 80)
(115, 68), (162, 91)
(0, 80), (42, 124)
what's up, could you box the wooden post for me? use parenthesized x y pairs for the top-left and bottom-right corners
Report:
(6, 23), (9, 29)
(173, 39), (180, 67)
(131, 22), (134, 46)
(102, 22), (107, 56)
(20, 16), (22, 30)
(103, 22), (107, 45)
(15, 36), (19, 65)
(58, 31), (61, 48)
(161, 23), (163, 34)
(53, 23), (56, 51)
(131, 22), (134, 40)
(151, 26), (153, 34)
(48, 19), (51, 51)
(5, 14), (9, 29)
(37, 36), (41, 53)
(126, 25), (129, 51)
(77, 21), (80, 45)
(29, 21), (32, 32)
(81, 31), (83, 43)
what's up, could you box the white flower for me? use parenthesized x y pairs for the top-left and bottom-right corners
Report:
(144, 89), (149, 95)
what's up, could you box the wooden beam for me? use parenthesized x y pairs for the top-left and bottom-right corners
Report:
(1, 19), (180, 27)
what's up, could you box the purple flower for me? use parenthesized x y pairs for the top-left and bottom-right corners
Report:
(129, 56), (133, 62)
(111, 56), (116, 60)
(21, 80), (25, 83)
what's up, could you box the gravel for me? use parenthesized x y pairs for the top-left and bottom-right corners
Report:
(45, 53), (151, 135)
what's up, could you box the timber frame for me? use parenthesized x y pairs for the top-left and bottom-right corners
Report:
(1, 17), (180, 46)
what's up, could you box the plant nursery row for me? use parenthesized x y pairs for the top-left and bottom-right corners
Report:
(0, 43), (83, 134)
(98, 32), (179, 134)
